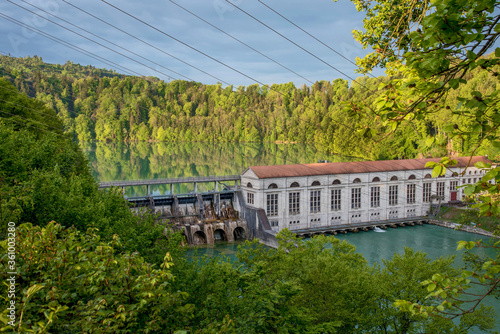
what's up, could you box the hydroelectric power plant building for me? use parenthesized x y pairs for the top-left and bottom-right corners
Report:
(101, 156), (493, 246)
(241, 156), (492, 233)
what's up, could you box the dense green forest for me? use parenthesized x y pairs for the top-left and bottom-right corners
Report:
(1, 54), (498, 160)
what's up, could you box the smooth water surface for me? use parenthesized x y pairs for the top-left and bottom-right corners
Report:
(334, 224), (495, 265)
(81, 141), (359, 196)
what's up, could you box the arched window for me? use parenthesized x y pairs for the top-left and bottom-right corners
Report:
(424, 173), (432, 179)
(353, 178), (361, 183)
(451, 172), (458, 177)
(268, 183), (278, 189)
(390, 176), (398, 181)
(332, 179), (341, 185)
(246, 182), (253, 188)
(408, 174), (416, 180)
(311, 181), (321, 186)
(290, 182), (300, 188)
(372, 177), (380, 182)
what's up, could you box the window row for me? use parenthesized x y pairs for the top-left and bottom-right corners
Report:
(266, 183), (448, 216)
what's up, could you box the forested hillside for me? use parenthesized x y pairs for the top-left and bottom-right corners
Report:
(0, 54), (498, 160)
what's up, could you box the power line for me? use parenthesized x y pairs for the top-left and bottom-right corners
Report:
(168, 0), (314, 85)
(101, 0), (270, 87)
(99, 1), (362, 133)
(0, 12), (139, 77)
(1, 2), (364, 139)
(256, 0), (380, 83)
(6, 0), (180, 82)
(223, 0), (369, 89)
(16, 0), (193, 82)
(61, 0), (230, 85)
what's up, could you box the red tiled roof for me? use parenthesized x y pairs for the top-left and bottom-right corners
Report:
(247, 156), (491, 179)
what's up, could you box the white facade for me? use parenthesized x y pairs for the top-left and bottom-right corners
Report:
(241, 158), (488, 232)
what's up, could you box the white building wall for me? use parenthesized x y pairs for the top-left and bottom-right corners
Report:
(240, 165), (473, 233)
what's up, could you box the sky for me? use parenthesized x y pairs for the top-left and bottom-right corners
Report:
(0, 0), (384, 87)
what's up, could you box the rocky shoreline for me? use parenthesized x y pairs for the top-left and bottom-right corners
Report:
(429, 219), (498, 238)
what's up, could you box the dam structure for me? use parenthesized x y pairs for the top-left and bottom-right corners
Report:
(99, 156), (492, 247)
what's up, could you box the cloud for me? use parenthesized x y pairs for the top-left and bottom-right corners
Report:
(0, 0), (378, 86)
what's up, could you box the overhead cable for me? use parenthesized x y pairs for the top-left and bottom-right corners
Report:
(168, 0), (314, 85)
(7, 0), (180, 82)
(223, 0), (370, 90)
(62, 0), (230, 85)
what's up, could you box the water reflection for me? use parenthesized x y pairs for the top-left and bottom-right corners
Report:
(82, 141), (360, 196)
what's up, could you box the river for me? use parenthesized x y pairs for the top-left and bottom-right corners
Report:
(83, 141), (499, 332)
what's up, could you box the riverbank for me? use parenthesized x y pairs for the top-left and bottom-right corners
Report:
(428, 219), (498, 238)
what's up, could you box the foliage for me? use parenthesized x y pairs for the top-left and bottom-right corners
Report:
(384, 248), (495, 333)
(168, 230), (497, 333)
(349, 0), (500, 324)
(0, 79), (169, 265)
(0, 222), (190, 333)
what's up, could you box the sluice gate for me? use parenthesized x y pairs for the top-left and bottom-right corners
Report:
(127, 191), (250, 246)
(99, 176), (251, 246)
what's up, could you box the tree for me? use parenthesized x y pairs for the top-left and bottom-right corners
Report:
(0, 222), (191, 333)
(348, 0), (500, 322)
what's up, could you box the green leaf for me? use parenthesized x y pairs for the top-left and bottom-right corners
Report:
(448, 78), (460, 89)
(461, 270), (473, 277)
(475, 161), (491, 169)
(425, 137), (435, 147)
(463, 185), (476, 196)
(431, 165), (444, 178)
(376, 99), (386, 109)
(26, 284), (44, 298)
(432, 273), (444, 282)
(425, 161), (437, 168)
(463, 33), (478, 45)
(482, 261), (493, 270)
(466, 241), (476, 250)
(427, 283), (437, 292)
(467, 50), (477, 60)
